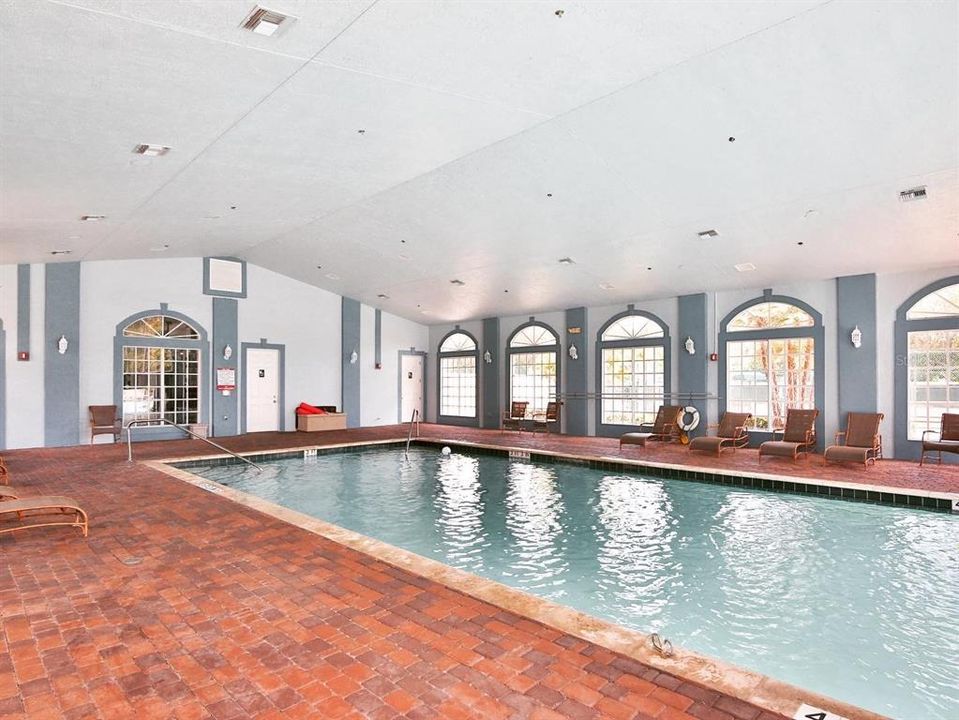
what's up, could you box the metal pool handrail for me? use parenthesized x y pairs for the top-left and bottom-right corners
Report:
(125, 419), (262, 470)
(404, 409), (420, 460)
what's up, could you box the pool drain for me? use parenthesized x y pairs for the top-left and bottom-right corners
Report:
(650, 633), (674, 658)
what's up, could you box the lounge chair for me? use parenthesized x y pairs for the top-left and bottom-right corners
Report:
(919, 413), (959, 467)
(620, 405), (683, 449)
(823, 412), (883, 466)
(0, 486), (19, 501)
(0, 496), (89, 537)
(89, 405), (121, 444)
(502, 401), (529, 432)
(758, 408), (819, 461)
(532, 401), (560, 434)
(688, 412), (751, 456)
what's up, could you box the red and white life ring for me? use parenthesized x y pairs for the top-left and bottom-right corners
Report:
(678, 406), (700, 432)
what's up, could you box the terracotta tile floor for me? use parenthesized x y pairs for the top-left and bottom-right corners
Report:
(1, 423), (953, 720)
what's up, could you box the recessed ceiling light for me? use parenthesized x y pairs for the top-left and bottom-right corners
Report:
(450, 279), (465, 286)
(376, 293), (389, 299)
(728, 136), (736, 143)
(557, 257), (574, 265)
(899, 186), (927, 202)
(546, 193), (553, 198)
(734, 262), (757, 272)
(241, 6), (294, 36)
(797, 241), (804, 246)
(504, 289), (509, 293)
(50, 250), (72, 256)
(599, 282), (615, 290)
(132, 144), (170, 157)
(646, 266), (652, 271)
(697, 229), (719, 238)
(357, 129), (366, 134)
(325, 272), (340, 280)
(555, 9), (565, 17)
(80, 215), (105, 222)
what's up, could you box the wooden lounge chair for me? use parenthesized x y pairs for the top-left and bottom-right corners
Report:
(0, 496), (88, 537)
(688, 412), (751, 456)
(758, 408), (819, 461)
(502, 401), (529, 432)
(919, 413), (959, 467)
(823, 412), (883, 466)
(620, 405), (682, 450)
(532, 401), (560, 434)
(89, 405), (121, 444)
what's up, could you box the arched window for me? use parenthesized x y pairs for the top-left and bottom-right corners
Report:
(596, 309), (670, 433)
(115, 309), (207, 429)
(438, 330), (478, 422)
(895, 277), (959, 453)
(719, 295), (823, 434)
(507, 321), (559, 416)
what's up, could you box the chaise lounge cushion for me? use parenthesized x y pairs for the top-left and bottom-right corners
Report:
(823, 445), (870, 463)
(758, 440), (803, 457)
(923, 439), (959, 453)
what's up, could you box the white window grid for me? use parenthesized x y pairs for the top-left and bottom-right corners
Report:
(601, 346), (664, 425)
(440, 355), (477, 417)
(907, 329), (959, 440)
(726, 338), (815, 430)
(122, 346), (200, 426)
(509, 351), (557, 415)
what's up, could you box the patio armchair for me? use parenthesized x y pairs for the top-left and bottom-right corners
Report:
(688, 412), (751, 456)
(502, 401), (529, 432)
(759, 408), (819, 461)
(823, 412), (884, 466)
(620, 405), (683, 449)
(919, 413), (959, 467)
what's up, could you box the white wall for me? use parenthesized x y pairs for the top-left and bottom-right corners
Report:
(80, 258), (213, 442)
(361, 305), (429, 426)
(1, 257), (429, 448)
(0, 263), (45, 449)
(239, 263), (341, 429)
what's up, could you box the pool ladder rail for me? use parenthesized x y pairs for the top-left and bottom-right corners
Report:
(404, 409), (420, 460)
(125, 418), (262, 471)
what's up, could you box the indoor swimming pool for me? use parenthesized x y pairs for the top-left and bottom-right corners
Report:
(190, 446), (959, 719)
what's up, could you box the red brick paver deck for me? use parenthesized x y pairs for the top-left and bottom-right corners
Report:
(3, 423), (949, 720)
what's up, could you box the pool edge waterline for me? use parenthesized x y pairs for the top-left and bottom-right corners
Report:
(148, 445), (894, 720)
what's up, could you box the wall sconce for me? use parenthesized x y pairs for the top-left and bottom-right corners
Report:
(223, 344), (233, 360)
(850, 325), (862, 349)
(349, 348), (358, 364)
(568, 343), (578, 360)
(484, 350), (493, 364)
(57, 335), (69, 355)
(684, 336), (696, 355)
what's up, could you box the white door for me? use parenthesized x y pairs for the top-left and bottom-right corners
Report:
(400, 354), (424, 422)
(246, 348), (280, 432)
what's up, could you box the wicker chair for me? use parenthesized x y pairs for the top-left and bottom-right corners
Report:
(89, 405), (122, 444)
(688, 412), (751, 456)
(502, 401), (529, 432)
(824, 412), (883, 466)
(620, 405), (682, 449)
(759, 408), (819, 461)
(920, 413), (959, 466)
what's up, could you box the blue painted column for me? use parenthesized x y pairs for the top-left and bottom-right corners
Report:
(45, 262), (81, 446)
(17, 264), (30, 357)
(837, 274), (877, 417)
(481, 317), (500, 428)
(341, 298), (361, 428)
(565, 307), (588, 436)
(211, 297), (238, 436)
(677, 293), (708, 438)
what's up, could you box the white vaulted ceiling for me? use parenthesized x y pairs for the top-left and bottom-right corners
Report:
(1, 0), (957, 322)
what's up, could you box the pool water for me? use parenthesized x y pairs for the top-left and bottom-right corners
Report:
(192, 447), (959, 719)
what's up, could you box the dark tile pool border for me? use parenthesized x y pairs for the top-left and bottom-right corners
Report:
(166, 439), (956, 513)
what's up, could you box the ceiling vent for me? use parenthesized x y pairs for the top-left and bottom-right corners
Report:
(697, 229), (719, 238)
(734, 262), (757, 272)
(557, 257), (575, 265)
(376, 293), (389, 299)
(899, 186), (927, 202)
(450, 279), (465, 286)
(80, 215), (105, 222)
(241, 6), (294, 36)
(133, 144), (170, 157)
